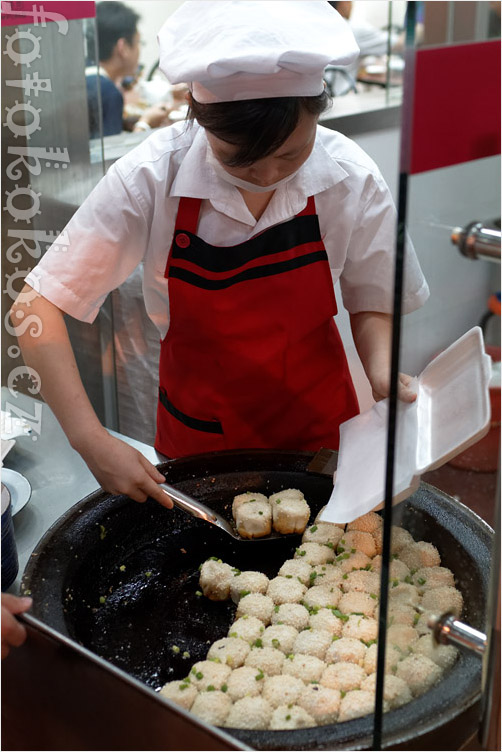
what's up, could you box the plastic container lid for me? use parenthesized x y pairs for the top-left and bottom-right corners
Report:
(321, 327), (492, 524)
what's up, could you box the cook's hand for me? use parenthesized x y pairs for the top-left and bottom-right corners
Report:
(1, 593), (32, 659)
(76, 429), (173, 508)
(370, 370), (417, 404)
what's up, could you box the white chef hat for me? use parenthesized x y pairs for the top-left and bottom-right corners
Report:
(158, 0), (359, 103)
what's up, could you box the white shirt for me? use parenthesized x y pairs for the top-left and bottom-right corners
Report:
(27, 121), (429, 339)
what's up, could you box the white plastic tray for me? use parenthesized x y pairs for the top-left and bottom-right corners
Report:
(321, 327), (492, 524)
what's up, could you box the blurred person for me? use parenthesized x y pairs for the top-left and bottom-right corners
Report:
(86, 1), (171, 138)
(1, 593), (32, 659)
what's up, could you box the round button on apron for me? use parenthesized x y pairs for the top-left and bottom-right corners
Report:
(176, 233), (190, 248)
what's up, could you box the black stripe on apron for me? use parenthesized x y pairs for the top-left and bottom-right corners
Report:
(158, 388), (224, 434)
(169, 250), (328, 290)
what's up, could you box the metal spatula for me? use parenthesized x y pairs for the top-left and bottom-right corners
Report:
(160, 482), (287, 541)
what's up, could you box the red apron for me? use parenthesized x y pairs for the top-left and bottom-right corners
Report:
(156, 195), (359, 457)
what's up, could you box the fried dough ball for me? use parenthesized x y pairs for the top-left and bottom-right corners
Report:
(225, 696), (272, 730)
(261, 624), (298, 654)
(190, 661), (232, 691)
(207, 637), (250, 668)
(309, 608), (343, 637)
(293, 628), (333, 660)
(325, 636), (367, 666)
(199, 558), (234, 601)
(361, 673), (412, 709)
(398, 541), (441, 570)
(297, 684), (341, 725)
(295, 542), (335, 565)
(244, 646), (285, 676)
(282, 653), (326, 683)
(271, 602), (310, 631)
(371, 556), (410, 581)
(302, 522), (344, 547)
(346, 512), (382, 534)
(341, 570), (380, 595)
(342, 615), (378, 643)
(303, 584), (341, 610)
(269, 704), (316, 730)
(421, 586), (463, 617)
(388, 582), (420, 608)
(338, 531), (377, 559)
(236, 593), (274, 624)
(320, 661), (366, 692)
(262, 674), (304, 708)
(338, 689), (382, 722)
(159, 679), (198, 710)
(336, 551), (372, 574)
(363, 643), (403, 675)
(278, 558), (313, 585)
(338, 591), (377, 618)
(412, 566), (455, 594)
(234, 497), (272, 539)
(228, 615), (265, 644)
(191, 690), (232, 726)
(229, 571), (269, 603)
(270, 491), (310, 535)
(267, 575), (307, 605)
(390, 526), (414, 553)
(386, 624), (419, 652)
(386, 604), (417, 627)
(226, 665), (264, 701)
(412, 634), (458, 671)
(396, 654), (442, 696)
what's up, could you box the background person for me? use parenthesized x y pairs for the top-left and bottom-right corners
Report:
(13, 0), (429, 509)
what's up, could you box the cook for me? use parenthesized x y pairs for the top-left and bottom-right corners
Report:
(12, 0), (429, 510)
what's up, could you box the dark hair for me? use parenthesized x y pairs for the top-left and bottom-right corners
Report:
(95, 1), (140, 61)
(188, 91), (331, 167)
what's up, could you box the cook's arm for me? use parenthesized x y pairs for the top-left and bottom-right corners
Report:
(10, 287), (173, 508)
(350, 311), (416, 403)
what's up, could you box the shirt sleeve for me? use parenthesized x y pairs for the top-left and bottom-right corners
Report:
(25, 162), (150, 323)
(338, 174), (429, 316)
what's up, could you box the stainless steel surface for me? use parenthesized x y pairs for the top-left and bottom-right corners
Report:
(0, 388), (160, 593)
(160, 481), (285, 541)
(451, 219), (501, 262)
(429, 612), (488, 655)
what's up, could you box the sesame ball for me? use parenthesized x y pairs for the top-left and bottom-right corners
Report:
(244, 646), (285, 676)
(389, 582), (420, 608)
(271, 494), (310, 535)
(309, 608), (343, 637)
(310, 563), (345, 588)
(199, 559), (234, 601)
(363, 643), (403, 675)
(229, 571), (269, 603)
(228, 615), (265, 644)
(320, 661), (366, 692)
(262, 674), (305, 708)
(325, 636), (367, 666)
(267, 575), (307, 605)
(269, 704), (316, 730)
(414, 612), (434, 636)
(421, 586), (463, 617)
(190, 660), (232, 691)
(412, 566), (455, 594)
(372, 556), (410, 581)
(346, 512), (382, 534)
(386, 624), (419, 652)
(232, 492), (269, 516)
(396, 654), (442, 696)
(236, 593), (274, 624)
(342, 615), (378, 643)
(282, 653), (326, 683)
(361, 673), (412, 709)
(390, 526), (414, 553)
(271, 602), (310, 631)
(207, 637), (250, 668)
(336, 551), (373, 574)
(226, 665), (264, 702)
(338, 689), (381, 722)
(386, 604), (417, 627)
(293, 629), (333, 660)
(303, 584), (341, 610)
(315, 505), (345, 527)
(295, 542), (335, 565)
(398, 541), (441, 570)
(412, 634), (458, 671)
(341, 569), (380, 594)
(191, 690), (232, 726)
(159, 679), (198, 710)
(297, 683), (341, 725)
(225, 696), (272, 730)
(278, 558), (313, 585)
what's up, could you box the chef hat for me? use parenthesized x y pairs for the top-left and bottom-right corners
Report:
(158, 0), (359, 103)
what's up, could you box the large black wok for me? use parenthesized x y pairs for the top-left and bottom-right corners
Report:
(22, 449), (493, 750)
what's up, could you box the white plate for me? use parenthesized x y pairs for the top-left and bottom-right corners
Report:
(1, 469), (32, 516)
